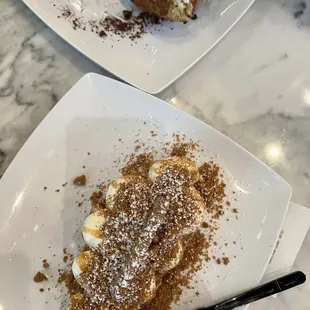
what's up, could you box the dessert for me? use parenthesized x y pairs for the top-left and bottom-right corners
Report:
(131, 0), (198, 22)
(81, 211), (106, 249)
(68, 154), (226, 310)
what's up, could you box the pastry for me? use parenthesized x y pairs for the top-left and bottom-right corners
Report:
(132, 0), (198, 22)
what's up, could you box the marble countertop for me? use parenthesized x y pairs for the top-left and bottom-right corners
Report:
(0, 0), (310, 308)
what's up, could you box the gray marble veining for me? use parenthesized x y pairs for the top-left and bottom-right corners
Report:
(0, 0), (107, 178)
(0, 0), (310, 308)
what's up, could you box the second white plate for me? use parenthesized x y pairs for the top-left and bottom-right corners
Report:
(22, 0), (254, 93)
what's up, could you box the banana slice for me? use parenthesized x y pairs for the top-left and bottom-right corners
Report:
(72, 251), (94, 280)
(142, 272), (157, 303)
(82, 210), (105, 249)
(106, 177), (127, 209)
(180, 186), (205, 234)
(113, 270), (157, 305)
(188, 186), (205, 222)
(160, 240), (183, 272)
(68, 293), (84, 310)
(149, 157), (199, 184)
(151, 240), (183, 273)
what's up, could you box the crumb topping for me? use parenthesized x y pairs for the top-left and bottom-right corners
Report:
(68, 152), (227, 309)
(34, 137), (231, 310)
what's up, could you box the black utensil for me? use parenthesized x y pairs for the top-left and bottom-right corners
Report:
(198, 271), (306, 310)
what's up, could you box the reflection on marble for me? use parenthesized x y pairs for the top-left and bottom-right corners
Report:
(0, 0), (111, 178)
(0, 0), (310, 308)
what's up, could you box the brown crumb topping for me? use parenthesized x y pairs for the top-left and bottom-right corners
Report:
(43, 259), (49, 269)
(195, 162), (226, 217)
(69, 153), (226, 309)
(90, 191), (106, 212)
(73, 175), (86, 186)
(38, 138), (232, 310)
(144, 231), (209, 310)
(34, 272), (47, 283)
(170, 142), (198, 157)
(121, 153), (154, 177)
(222, 257), (230, 265)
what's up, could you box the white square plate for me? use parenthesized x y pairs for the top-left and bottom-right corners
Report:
(22, 0), (254, 93)
(0, 73), (291, 309)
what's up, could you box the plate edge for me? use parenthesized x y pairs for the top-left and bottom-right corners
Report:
(20, 0), (256, 94)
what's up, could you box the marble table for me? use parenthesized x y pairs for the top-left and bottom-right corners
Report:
(0, 0), (309, 308)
